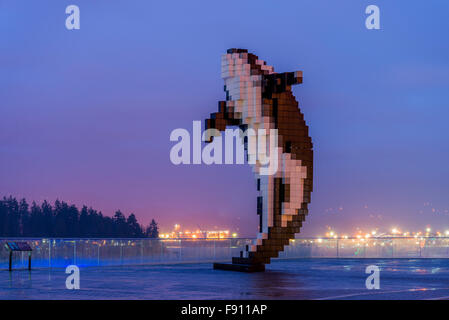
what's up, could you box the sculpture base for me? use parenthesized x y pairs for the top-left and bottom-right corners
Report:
(213, 262), (265, 273)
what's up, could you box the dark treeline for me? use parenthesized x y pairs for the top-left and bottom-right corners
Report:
(0, 196), (159, 238)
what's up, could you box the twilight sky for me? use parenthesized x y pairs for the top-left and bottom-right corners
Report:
(1, 0), (448, 236)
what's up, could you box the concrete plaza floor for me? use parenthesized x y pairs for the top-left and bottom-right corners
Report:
(2, 258), (449, 300)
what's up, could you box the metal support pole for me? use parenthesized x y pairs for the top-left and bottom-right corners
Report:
(28, 252), (31, 271)
(74, 241), (77, 265)
(141, 240), (144, 264)
(392, 240), (394, 258)
(160, 240), (163, 261)
(336, 239), (339, 258)
(9, 251), (12, 272)
(120, 242), (123, 265)
(49, 240), (51, 268)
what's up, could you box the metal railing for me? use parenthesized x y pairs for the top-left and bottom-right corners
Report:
(280, 237), (449, 259)
(1, 237), (448, 269)
(0, 238), (252, 269)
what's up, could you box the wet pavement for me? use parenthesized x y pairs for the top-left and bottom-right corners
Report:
(1, 258), (449, 300)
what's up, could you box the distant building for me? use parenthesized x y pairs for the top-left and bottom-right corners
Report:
(159, 224), (236, 239)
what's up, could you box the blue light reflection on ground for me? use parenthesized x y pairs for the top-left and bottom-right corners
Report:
(2, 258), (449, 300)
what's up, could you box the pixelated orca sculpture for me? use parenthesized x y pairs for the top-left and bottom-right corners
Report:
(208, 49), (313, 272)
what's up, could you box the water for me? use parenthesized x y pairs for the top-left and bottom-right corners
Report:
(2, 258), (449, 300)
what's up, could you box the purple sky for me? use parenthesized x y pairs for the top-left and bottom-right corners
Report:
(1, 1), (449, 236)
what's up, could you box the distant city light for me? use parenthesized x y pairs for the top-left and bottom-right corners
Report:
(159, 225), (234, 239)
(161, 224), (449, 241)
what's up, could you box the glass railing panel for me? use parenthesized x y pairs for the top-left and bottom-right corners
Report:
(3, 237), (449, 269)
